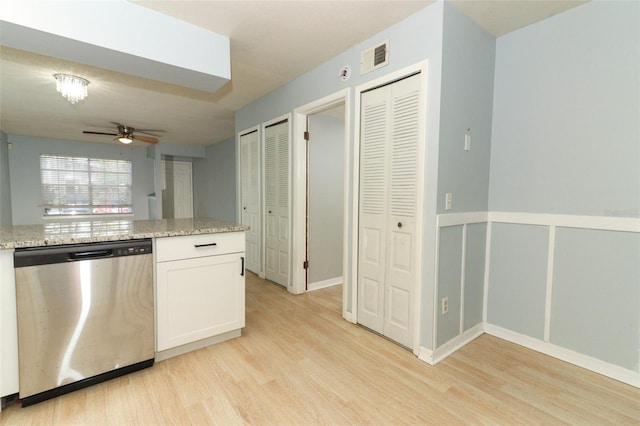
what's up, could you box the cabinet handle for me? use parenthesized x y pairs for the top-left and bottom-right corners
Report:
(243, 206), (247, 210)
(194, 242), (217, 248)
(268, 210), (272, 214)
(397, 222), (402, 228)
(241, 256), (245, 276)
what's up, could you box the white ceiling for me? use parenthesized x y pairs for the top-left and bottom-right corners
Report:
(0, 0), (587, 147)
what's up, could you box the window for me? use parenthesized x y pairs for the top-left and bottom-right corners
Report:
(40, 155), (133, 217)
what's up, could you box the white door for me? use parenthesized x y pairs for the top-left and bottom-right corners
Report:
(240, 130), (260, 274)
(162, 160), (193, 219)
(358, 73), (422, 348)
(264, 120), (290, 287)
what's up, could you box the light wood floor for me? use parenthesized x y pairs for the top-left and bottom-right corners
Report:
(2, 272), (638, 425)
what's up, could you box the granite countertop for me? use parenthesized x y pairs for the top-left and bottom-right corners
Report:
(0, 218), (248, 249)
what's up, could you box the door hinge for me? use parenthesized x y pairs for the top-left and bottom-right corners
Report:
(303, 260), (309, 269)
(303, 131), (310, 140)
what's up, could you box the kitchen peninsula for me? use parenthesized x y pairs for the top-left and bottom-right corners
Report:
(0, 218), (247, 407)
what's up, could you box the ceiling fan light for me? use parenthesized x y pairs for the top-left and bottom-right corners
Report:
(118, 137), (133, 144)
(54, 73), (89, 104)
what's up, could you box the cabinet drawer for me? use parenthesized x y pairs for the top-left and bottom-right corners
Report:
(156, 232), (244, 262)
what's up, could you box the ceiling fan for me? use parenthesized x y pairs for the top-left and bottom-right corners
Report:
(83, 122), (165, 144)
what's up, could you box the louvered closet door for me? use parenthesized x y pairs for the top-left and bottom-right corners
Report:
(240, 130), (260, 273)
(357, 87), (390, 334)
(264, 121), (290, 287)
(358, 73), (422, 348)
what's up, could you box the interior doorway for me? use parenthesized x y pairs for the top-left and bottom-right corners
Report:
(161, 158), (193, 219)
(306, 104), (346, 291)
(292, 89), (350, 317)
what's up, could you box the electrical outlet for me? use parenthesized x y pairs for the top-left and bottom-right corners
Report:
(441, 297), (449, 315)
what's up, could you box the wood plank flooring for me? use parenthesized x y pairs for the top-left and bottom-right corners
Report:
(1, 272), (638, 425)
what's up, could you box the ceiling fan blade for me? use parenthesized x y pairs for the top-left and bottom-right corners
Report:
(83, 131), (119, 136)
(132, 134), (159, 144)
(135, 129), (165, 137)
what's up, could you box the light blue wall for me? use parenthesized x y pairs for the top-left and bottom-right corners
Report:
(435, 222), (487, 348)
(0, 131), (12, 226)
(437, 225), (463, 346)
(7, 135), (154, 225)
(438, 2), (495, 214)
(463, 222), (486, 331)
(487, 223), (549, 340)
(489, 0), (639, 216)
(551, 228), (639, 371)
(308, 114), (344, 285)
(434, 1), (494, 349)
(486, 0), (640, 373)
(193, 137), (236, 222)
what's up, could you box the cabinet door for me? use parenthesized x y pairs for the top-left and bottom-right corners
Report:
(156, 253), (245, 351)
(0, 249), (19, 397)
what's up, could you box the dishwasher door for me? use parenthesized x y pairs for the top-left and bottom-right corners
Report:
(14, 239), (154, 406)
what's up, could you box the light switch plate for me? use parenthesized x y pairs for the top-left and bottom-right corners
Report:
(445, 193), (453, 210)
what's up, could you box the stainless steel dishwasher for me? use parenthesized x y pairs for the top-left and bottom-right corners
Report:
(14, 239), (154, 407)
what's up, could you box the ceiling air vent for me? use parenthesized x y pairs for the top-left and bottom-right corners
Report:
(361, 40), (389, 75)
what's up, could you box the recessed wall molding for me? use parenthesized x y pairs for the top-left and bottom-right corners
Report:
(433, 210), (639, 388)
(438, 211), (639, 233)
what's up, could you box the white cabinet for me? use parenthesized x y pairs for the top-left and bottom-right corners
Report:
(0, 249), (18, 400)
(155, 232), (245, 353)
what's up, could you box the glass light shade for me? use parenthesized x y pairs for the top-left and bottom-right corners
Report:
(54, 74), (89, 104)
(118, 137), (133, 144)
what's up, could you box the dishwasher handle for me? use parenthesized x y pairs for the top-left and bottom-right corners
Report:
(69, 249), (113, 260)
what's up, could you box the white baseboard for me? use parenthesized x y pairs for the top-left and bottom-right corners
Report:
(418, 346), (434, 365)
(307, 276), (342, 291)
(484, 323), (640, 388)
(343, 311), (353, 323)
(432, 323), (485, 365)
(417, 324), (484, 366)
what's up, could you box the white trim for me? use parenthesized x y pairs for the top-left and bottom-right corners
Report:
(488, 211), (640, 233)
(482, 221), (492, 323)
(459, 224), (467, 335)
(484, 324), (640, 388)
(417, 346), (434, 365)
(432, 221), (441, 351)
(438, 211), (489, 227)
(431, 323), (484, 365)
(543, 226), (556, 342)
(307, 276), (342, 292)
